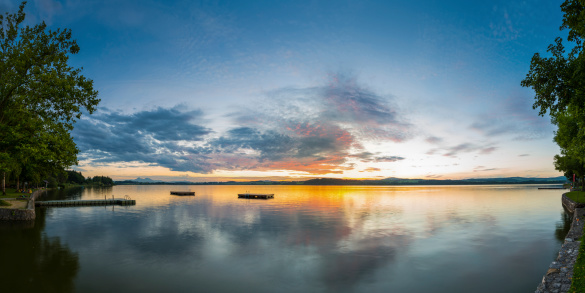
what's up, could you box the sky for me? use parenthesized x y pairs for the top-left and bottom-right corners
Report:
(2, 0), (569, 181)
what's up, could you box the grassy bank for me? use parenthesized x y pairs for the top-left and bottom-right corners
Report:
(566, 191), (585, 203)
(570, 233), (585, 292)
(0, 200), (11, 206)
(0, 188), (33, 199)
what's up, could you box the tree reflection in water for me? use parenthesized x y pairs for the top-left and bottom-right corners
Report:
(555, 208), (573, 243)
(0, 208), (79, 293)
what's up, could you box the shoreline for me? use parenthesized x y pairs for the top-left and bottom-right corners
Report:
(0, 190), (45, 221)
(535, 193), (585, 292)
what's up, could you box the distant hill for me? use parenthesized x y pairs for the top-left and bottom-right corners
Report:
(114, 176), (568, 186)
(303, 176), (567, 185)
(133, 177), (163, 183)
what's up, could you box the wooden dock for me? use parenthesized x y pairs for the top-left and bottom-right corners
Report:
(170, 191), (195, 196)
(36, 198), (136, 207)
(538, 187), (567, 189)
(237, 193), (274, 199)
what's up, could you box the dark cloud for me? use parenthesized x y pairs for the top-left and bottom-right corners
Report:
(348, 152), (405, 164)
(209, 123), (356, 174)
(211, 127), (296, 161)
(374, 156), (405, 162)
(518, 154), (530, 157)
(73, 106), (214, 173)
(103, 107), (211, 141)
(349, 152), (376, 161)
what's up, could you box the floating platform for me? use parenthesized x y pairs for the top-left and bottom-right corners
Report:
(538, 187), (567, 189)
(238, 193), (274, 199)
(36, 198), (136, 207)
(170, 191), (195, 196)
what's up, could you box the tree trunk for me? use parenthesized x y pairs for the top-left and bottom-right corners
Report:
(581, 176), (584, 191)
(16, 177), (19, 191)
(1, 172), (5, 196)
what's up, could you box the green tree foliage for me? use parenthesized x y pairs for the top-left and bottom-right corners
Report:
(553, 154), (585, 188)
(66, 170), (85, 185)
(551, 107), (585, 190)
(522, 0), (585, 182)
(0, 2), (100, 194)
(91, 176), (114, 186)
(521, 0), (584, 119)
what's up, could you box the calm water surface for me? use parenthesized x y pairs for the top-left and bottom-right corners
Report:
(0, 185), (571, 292)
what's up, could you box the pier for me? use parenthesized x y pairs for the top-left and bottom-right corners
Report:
(238, 193), (274, 199)
(36, 198), (136, 207)
(170, 191), (195, 196)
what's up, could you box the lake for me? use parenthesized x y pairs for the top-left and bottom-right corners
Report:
(0, 185), (571, 292)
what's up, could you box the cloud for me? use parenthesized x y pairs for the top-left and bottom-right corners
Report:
(74, 74), (413, 175)
(479, 147), (497, 155)
(214, 74), (412, 174)
(349, 153), (406, 163)
(348, 152), (376, 161)
(470, 120), (510, 137)
(320, 74), (412, 142)
(211, 127), (296, 161)
(489, 7), (518, 41)
(426, 143), (497, 158)
(444, 143), (477, 157)
(374, 156), (405, 162)
(73, 106), (214, 173)
(209, 123), (357, 174)
(231, 73), (412, 141)
(473, 166), (500, 172)
(360, 167), (381, 172)
(425, 136), (443, 144)
(425, 174), (443, 179)
(469, 92), (554, 141)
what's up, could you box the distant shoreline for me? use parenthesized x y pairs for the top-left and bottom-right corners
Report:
(114, 177), (568, 186)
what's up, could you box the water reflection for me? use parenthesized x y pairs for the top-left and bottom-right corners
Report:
(42, 186), (113, 201)
(555, 209), (573, 243)
(9, 185), (569, 292)
(0, 208), (79, 293)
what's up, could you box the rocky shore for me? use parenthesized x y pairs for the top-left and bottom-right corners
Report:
(535, 193), (585, 293)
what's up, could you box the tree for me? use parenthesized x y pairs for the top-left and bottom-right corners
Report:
(553, 154), (585, 189)
(521, 0), (585, 184)
(0, 2), (100, 194)
(521, 0), (584, 120)
(66, 170), (85, 185)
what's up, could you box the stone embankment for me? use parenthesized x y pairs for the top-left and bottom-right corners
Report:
(562, 193), (585, 213)
(535, 193), (585, 293)
(0, 190), (45, 221)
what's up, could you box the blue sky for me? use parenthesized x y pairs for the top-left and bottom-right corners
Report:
(4, 0), (567, 181)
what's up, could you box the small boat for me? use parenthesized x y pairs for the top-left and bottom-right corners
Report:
(170, 191), (195, 196)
